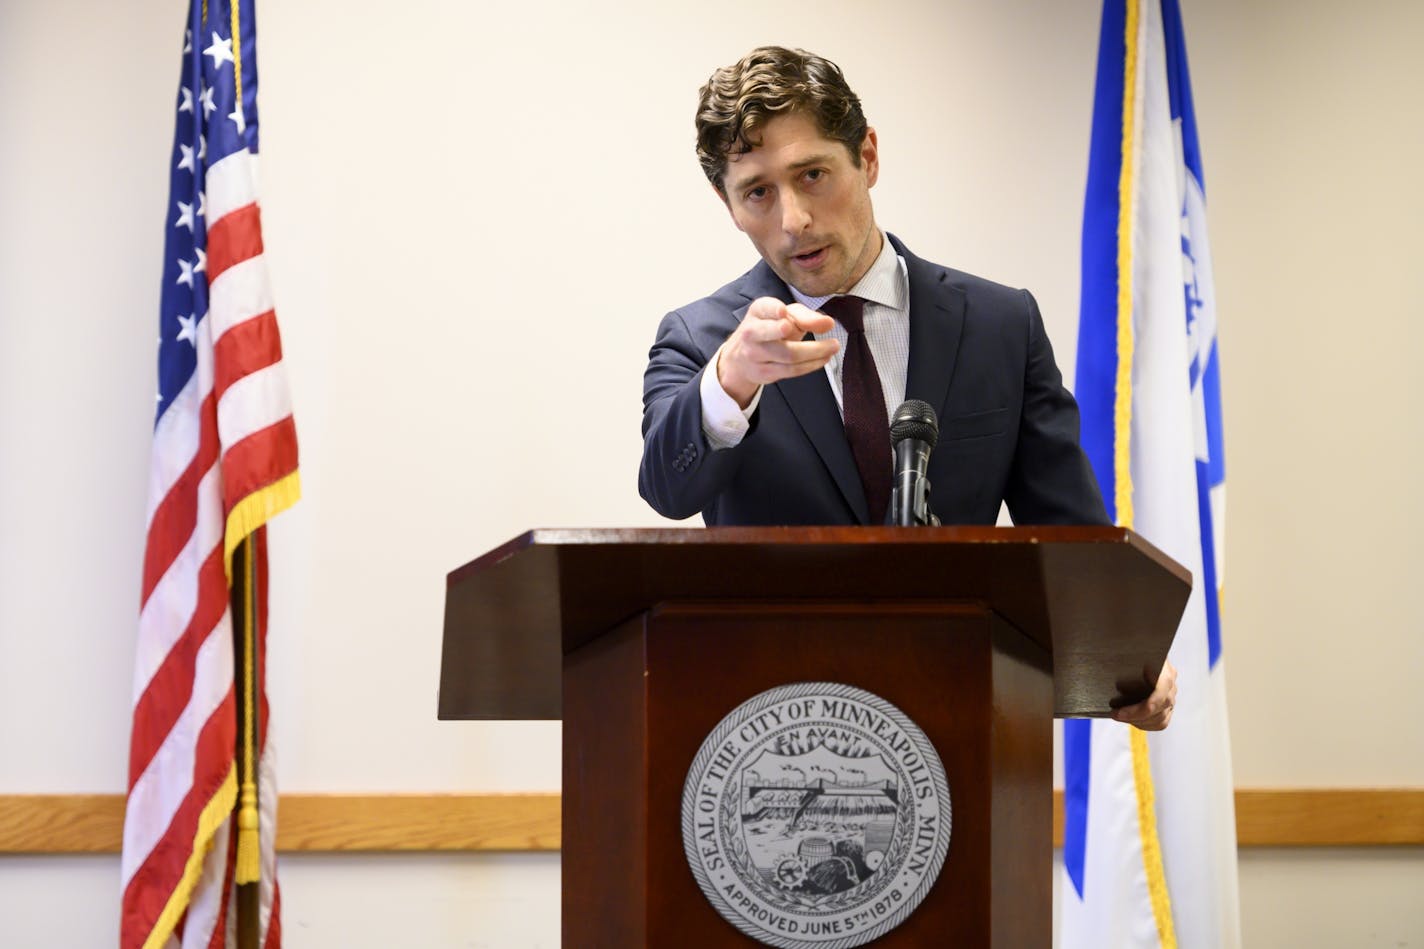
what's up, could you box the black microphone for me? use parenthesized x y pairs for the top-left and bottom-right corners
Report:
(890, 400), (940, 527)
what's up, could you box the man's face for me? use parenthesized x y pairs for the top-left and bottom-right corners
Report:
(720, 111), (881, 298)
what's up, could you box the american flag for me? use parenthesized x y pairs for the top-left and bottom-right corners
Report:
(121, 0), (296, 945)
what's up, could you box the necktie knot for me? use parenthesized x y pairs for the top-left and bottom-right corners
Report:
(820, 295), (867, 334)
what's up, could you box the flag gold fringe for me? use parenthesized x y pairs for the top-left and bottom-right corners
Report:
(1116, 2), (1177, 944)
(141, 766), (238, 949)
(224, 471), (301, 580)
(1113, 0), (1140, 530)
(1130, 729), (1178, 948)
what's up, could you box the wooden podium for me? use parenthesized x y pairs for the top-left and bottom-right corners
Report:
(439, 527), (1189, 947)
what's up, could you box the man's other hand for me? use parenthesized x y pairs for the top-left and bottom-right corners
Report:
(1112, 660), (1178, 732)
(716, 298), (840, 407)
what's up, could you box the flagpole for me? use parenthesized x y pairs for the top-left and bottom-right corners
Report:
(232, 534), (261, 949)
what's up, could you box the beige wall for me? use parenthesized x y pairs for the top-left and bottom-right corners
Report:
(0, 0), (1419, 945)
(1194, 0), (1424, 787)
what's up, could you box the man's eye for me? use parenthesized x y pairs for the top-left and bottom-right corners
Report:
(746, 186), (769, 201)
(804, 169), (825, 183)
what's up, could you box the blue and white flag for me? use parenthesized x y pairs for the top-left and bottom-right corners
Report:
(1061, 0), (1239, 946)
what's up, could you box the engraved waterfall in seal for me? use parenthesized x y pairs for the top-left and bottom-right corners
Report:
(681, 683), (952, 948)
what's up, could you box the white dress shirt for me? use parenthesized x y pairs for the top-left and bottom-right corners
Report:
(700, 232), (911, 449)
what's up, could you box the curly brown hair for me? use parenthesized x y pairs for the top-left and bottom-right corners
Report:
(696, 46), (867, 194)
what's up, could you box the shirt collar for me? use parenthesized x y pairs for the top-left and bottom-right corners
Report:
(789, 231), (904, 313)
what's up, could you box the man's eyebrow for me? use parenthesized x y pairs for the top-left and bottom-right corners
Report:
(789, 153), (838, 170)
(726, 154), (838, 194)
(725, 170), (765, 194)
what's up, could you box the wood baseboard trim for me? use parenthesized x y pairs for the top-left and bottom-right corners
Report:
(1, 789), (1419, 855)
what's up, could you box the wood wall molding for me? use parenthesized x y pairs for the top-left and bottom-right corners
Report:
(1, 789), (1419, 855)
(1229, 789), (1424, 846)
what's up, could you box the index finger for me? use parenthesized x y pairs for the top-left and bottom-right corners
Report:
(785, 302), (835, 335)
(745, 296), (791, 322)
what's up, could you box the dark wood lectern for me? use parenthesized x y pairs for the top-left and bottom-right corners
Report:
(439, 527), (1189, 947)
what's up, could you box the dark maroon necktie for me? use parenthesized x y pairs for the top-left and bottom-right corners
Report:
(821, 295), (891, 524)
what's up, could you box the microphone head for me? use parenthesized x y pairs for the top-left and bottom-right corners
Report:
(890, 399), (939, 448)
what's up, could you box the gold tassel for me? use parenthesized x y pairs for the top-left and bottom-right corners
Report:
(235, 779), (261, 883)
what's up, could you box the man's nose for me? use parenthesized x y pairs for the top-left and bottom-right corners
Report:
(780, 192), (811, 235)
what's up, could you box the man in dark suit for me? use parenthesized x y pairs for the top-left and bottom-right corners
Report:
(638, 46), (1175, 730)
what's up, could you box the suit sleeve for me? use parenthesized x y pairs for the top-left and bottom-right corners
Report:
(639, 310), (755, 520)
(1004, 291), (1111, 525)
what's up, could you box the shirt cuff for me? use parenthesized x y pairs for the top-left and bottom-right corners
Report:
(700, 345), (762, 450)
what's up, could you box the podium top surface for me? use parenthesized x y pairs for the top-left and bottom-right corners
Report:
(439, 526), (1191, 720)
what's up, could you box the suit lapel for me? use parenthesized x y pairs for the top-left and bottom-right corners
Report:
(898, 239), (966, 421)
(734, 263), (870, 524)
(778, 370), (869, 523)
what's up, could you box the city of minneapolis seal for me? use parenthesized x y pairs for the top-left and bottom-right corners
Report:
(681, 682), (951, 948)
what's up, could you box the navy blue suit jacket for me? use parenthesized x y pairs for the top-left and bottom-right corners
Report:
(639, 235), (1108, 527)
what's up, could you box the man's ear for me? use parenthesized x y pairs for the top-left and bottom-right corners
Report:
(714, 182), (746, 233)
(861, 127), (880, 188)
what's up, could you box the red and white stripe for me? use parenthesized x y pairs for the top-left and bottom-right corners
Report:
(122, 147), (293, 949)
